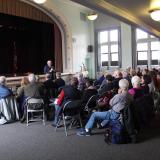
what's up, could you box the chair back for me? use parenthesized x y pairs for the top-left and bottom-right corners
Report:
(85, 95), (97, 112)
(27, 98), (44, 104)
(25, 97), (45, 126)
(26, 98), (44, 110)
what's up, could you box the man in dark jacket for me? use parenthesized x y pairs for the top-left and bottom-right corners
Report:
(20, 73), (45, 122)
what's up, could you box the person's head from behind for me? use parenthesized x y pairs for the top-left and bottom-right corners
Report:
(122, 70), (129, 78)
(105, 74), (113, 83)
(113, 70), (122, 78)
(130, 69), (136, 77)
(119, 79), (129, 92)
(21, 77), (29, 86)
(141, 74), (151, 85)
(47, 60), (52, 67)
(0, 76), (6, 86)
(85, 79), (93, 88)
(28, 73), (36, 83)
(56, 72), (61, 79)
(131, 76), (141, 88)
(70, 77), (79, 87)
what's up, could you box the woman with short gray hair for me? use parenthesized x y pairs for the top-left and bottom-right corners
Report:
(129, 76), (143, 99)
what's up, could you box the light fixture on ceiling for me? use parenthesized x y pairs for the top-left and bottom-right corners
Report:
(87, 13), (98, 21)
(149, 8), (160, 21)
(33, 0), (47, 4)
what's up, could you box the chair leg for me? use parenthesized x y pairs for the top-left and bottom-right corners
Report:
(43, 110), (45, 126)
(79, 113), (83, 128)
(63, 114), (68, 136)
(27, 110), (29, 126)
(55, 117), (61, 132)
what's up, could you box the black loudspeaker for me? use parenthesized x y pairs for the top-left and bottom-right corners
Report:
(87, 45), (93, 52)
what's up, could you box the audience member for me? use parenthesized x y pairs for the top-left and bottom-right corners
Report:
(112, 70), (123, 91)
(141, 74), (151, 94)
(129, 76), (143, 99)
(98, 74), (113, 96)
(54, 72), (65, 92)
(16, 77), (29, 118)
(82, 79), (97, 105)
(52, 77), (82, 127)
(93, 72), (105, 86)
(0, 76), (13, 99)
(20, 73), (45, 122)
(77, 73), (86, 91)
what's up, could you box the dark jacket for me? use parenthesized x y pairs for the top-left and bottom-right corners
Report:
(82, 88), (97, 104)
(55, 78), (65, 90)
(62, 85), (82, 102)
(24, 82), (45, 98)
(98, 82), (114, 96)
(43, 79), (55, 98)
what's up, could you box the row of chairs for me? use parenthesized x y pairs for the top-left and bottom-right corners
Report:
(0, 94), (97, 136)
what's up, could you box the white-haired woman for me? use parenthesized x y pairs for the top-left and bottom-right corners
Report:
(129, 76), (143, 99)
(0, 76), (13, 99)
(77, 79), (133, 136)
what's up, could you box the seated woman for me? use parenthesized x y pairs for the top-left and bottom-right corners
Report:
(77, 79), (133, 136)
(129, 76), (143, 99)
(52, 77), (82, 127)
(16, 77), (29, 118)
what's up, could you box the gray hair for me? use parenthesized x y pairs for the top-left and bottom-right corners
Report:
(28, 73), (36, 83)
(0, 76), (6, 85)
(119, 79), (129, 90)
(131, 76), (141, 86)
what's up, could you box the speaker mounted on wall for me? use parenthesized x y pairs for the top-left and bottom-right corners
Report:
(87, 45), (93, 52)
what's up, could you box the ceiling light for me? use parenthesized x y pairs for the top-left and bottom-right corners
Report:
(33, 0), (47, 4)
(149, 9), (160, 21)
(87, 13), (98, 21)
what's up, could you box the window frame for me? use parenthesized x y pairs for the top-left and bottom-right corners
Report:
(95, 27), (121, 71)
(135, 28), (160, 68)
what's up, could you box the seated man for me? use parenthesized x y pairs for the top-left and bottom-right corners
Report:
(98, 74), (113, 96)
(54, 72), (65, 95)
(20, 73), (45, 122)
(52, 77), (82, 127)
(77, 79), (133, 136)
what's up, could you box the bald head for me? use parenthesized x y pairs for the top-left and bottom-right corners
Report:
(47, 60), (52, 67)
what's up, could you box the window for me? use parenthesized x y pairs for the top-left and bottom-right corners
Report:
(136, 28), (160, 67)
(97, 28), (120, 69)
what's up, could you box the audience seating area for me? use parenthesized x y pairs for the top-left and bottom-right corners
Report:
(0, 67), (160, 145)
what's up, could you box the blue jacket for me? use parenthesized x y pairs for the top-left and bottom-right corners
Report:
(0, 85), (13, 99)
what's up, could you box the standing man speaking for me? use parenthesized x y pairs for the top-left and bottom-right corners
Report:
(44, 60), (56, 80)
